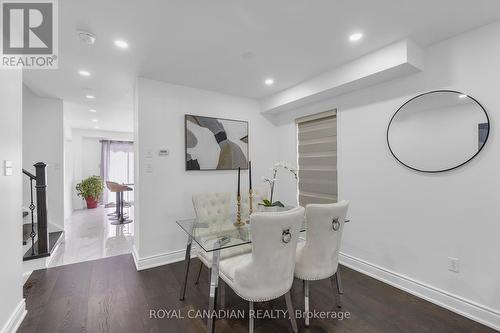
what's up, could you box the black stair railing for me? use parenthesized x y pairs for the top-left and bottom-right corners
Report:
(22, 162), (48, 256)
(23, 169), (36, 254)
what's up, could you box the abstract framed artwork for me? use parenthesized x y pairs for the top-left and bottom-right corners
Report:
(185, 114), (249, 170)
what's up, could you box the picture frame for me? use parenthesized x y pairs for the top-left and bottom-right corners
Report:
(185, 114), (249, 171)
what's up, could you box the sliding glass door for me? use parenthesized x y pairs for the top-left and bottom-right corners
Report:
(101, 140), (134, 204)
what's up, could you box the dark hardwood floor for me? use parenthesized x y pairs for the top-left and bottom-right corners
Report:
(19, 254), (495, 333)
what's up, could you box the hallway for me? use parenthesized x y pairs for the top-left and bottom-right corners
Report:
(49, 207), (134, 267)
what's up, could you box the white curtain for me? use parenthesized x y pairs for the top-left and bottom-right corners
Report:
(101, 140), (134, 204)
(100, 141), (111, 204)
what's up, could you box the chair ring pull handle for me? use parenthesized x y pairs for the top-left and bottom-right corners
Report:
(332, 217), (340, 231)
(282, 229), (292, 244)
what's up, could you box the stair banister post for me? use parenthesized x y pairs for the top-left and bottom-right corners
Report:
(34, 162), (48, 254)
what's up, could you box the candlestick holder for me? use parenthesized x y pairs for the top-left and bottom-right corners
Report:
(246, 188), (253, 224)
(234, 194), (244, 227)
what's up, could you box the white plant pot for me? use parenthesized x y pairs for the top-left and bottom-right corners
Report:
(261, 206), (279, 212)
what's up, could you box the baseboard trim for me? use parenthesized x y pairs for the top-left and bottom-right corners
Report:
(339, 252), (500, 331)
(131, 245), (141, 270)
(0, 299), (27, 333)
(22, 271), (32, 285)
(133, 245), (195, 271)
(48, 221), (64, 232)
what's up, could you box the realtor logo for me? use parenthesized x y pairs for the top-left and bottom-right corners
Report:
(1, 0), (58, 69)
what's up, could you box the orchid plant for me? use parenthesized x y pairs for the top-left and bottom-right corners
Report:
(260, 162), (298, 208)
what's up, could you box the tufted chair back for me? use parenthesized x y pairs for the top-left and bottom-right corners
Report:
(294, 201), (349, 281)
(233, 207), (304, 301)
(240, 186), (268, 219)
(192, 192), (232, 220)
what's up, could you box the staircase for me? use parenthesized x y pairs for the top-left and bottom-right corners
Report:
(22, 163), (63, 261)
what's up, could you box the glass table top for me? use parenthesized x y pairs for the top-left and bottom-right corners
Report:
(177, 214), (252, 252)
(176, 206), (298, 252)
(176, 208), (350, 253)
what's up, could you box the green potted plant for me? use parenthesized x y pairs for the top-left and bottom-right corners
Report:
(76, 175), (104, 209)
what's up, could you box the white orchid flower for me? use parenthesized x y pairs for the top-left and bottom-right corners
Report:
(273, 162), (284, 168)
(262, 176), (277, 183)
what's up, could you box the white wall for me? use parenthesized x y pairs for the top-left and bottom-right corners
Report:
(134, 78), (296, 262)
(66, 128), (133, 211)
(63, 137), (73, 219)
(0, 70), (26, 332)
(23, 85), (64, 229)
(274, 21), (500, 329)
(81, 137), (103, 178)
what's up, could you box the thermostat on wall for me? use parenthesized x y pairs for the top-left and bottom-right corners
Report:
(158, 149), (170, 156)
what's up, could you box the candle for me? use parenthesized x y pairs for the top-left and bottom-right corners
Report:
(248, 161), (252, 190)
(237, 167), (241, 196)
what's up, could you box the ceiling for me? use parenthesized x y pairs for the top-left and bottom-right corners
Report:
(23, 0), (500, 132)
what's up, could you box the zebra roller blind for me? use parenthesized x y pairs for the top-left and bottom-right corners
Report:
(297, 110), (337, 206)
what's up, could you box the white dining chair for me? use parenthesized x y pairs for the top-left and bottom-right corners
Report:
(189, 193), (250, 290)
(180, 192), (230, 300)
(294, 201), (349, 327)
(218, 207), (305, 333)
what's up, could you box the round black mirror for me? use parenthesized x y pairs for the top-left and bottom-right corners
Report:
(387, 90), (489, 173)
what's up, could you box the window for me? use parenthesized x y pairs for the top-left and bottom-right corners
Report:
(296, 110), (337, 206)
(101, 140), (134, 204)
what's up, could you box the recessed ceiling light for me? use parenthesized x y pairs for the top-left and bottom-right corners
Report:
(94, 126), (100, 129)
(77, 31), (96, 45)
(114, 39), (129, 49)
(86, 94), (95, 99)
(78, 69), (91, 77)
(91, 119), (99, 123)
(89, 109), (97, 113)
(349, 33), (363, 42)
(264, 78), (274, 86)
(458, 94), (468, 99)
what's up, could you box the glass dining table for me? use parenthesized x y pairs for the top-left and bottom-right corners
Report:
(176, 208), (349, 333)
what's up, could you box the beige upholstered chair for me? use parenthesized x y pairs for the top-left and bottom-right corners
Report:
(294, 201), (349, 327)
(218, 207), (305, 333)
(191, 192), (251, 285)
(192, 192), (231, 218)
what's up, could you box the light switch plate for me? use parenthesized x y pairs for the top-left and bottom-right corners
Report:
(448, 257), (460, 273)
(4, 160), (13, 176)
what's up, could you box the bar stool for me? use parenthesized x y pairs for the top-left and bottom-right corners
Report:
(106, 181), (122, 218)
(111, 183), (133, 225)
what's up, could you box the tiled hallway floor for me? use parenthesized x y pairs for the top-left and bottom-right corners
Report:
(49, 206), (134, 267)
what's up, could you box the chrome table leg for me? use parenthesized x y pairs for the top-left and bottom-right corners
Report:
(219, 279), (226, 309)
(179, 235), (192, 301)
(207, 243), (221, 333)
(195, 260), (203, 285)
